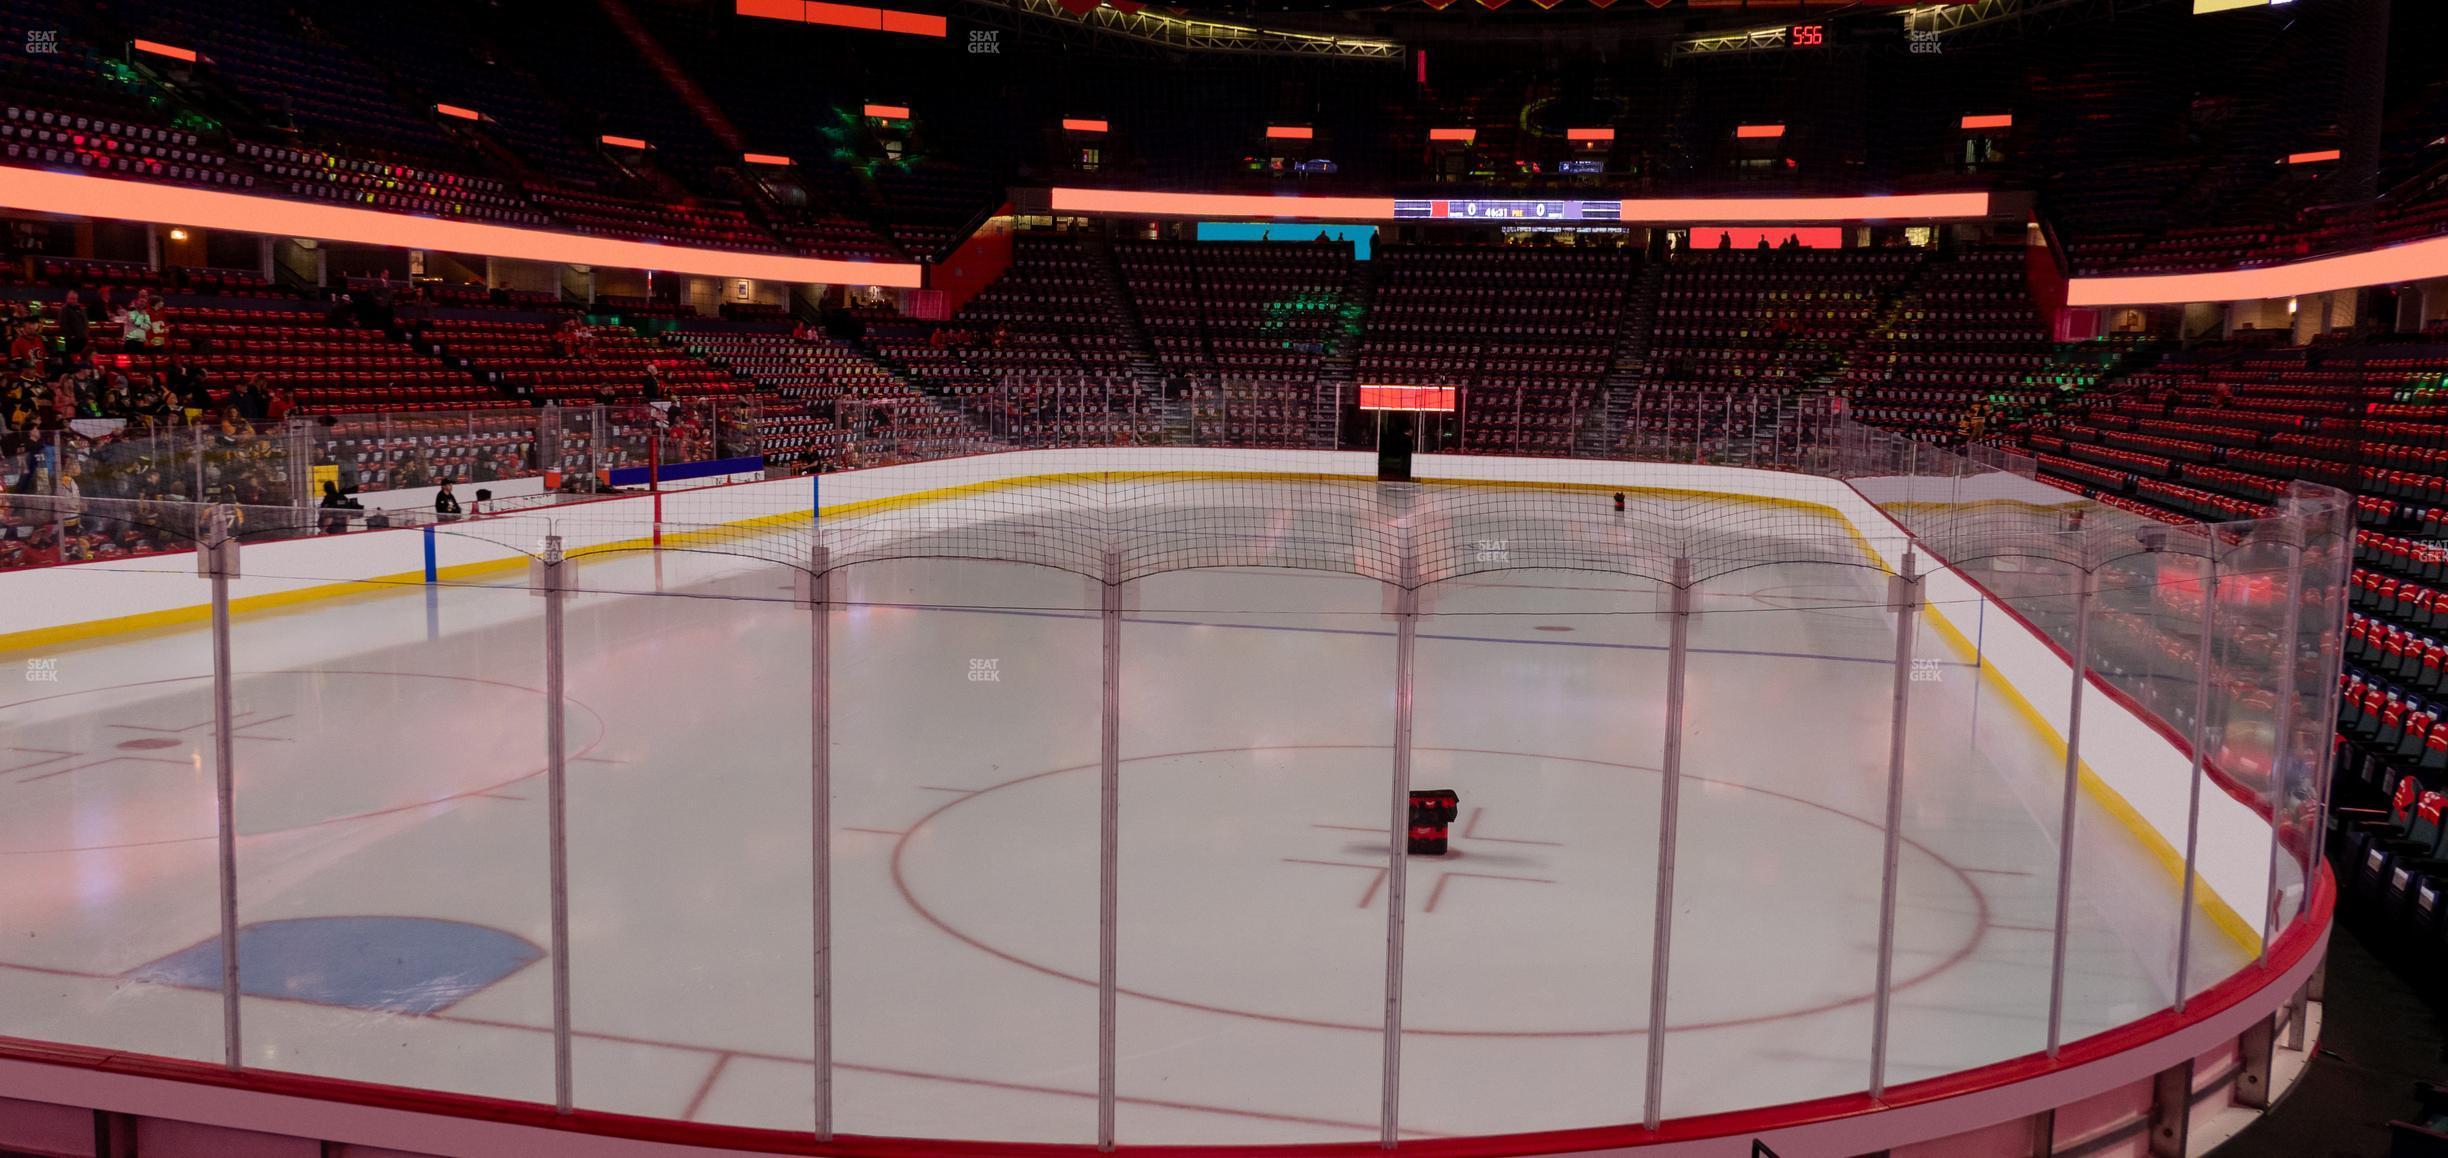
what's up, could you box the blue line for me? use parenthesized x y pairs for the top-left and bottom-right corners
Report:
(858, 601), (1974, 668)
(422, 525), (438, 584)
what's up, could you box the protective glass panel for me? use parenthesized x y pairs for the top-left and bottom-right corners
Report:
(830, 558), (1101, 1143)
(2061, 540), (2198, 1038)
(1116, 567), (1393, 1143)
(1401, 567), (1665, 1134)
(1883, 555), (2060, 1079)
(545, 405), (608, 494)
(229, 564), (552, 1100)
(0, 532), (221, 1062)
(2274, 489), (2350, 935)
(2166, 529), (2288, 1005)
(1663, 561), (1891, 1116)
(564, 547), (813, 1128)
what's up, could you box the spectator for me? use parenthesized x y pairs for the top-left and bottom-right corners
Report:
(119, 295), (153, 347)
(318, 480), (354, 534)
(434, 478), (462, 521)
(144, 296), (171, 351)
(54, 466), (83, 560)
(53, 291), (85, 354)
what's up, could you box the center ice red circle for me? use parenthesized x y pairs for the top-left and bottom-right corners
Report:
(892, 744), (1989, 1037)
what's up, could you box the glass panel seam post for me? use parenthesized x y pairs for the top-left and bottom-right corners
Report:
(539, 534), (575, 1113)
(2260, 536), (2307, 959)
(806, 543), (834, 1140)
(2045, 561), (2096, 1059)
(1869, 551), (1923, 1100)
(1644, 557), (1694, 1130)
(1379, 566), (1420, 1149)
(2174, 547), (2219, 1013)
(1097, 548), (1122, 1151)
(203, 506), (242, 1071)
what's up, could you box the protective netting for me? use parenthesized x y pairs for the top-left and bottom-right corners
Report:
(8, 410), (2343, 598)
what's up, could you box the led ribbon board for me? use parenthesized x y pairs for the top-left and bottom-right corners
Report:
(1395, 199), (1621, 221)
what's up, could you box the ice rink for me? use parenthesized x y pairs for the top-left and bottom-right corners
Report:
(0, 484), (2253, 1145)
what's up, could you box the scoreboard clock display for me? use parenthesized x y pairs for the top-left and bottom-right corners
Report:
(1789, 24), (1825, 47)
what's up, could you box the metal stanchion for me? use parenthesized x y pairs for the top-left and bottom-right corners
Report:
(2045, 564), (2096, 1058)
(2175, 548), (2220, 1012)
(805, 543), (834, 1139)
(2261, 536), (2307, 958)
(538, 534), (574, 1112)
(1097, 549), (1123, 1151)
(1380, 569), (1420, 1148)
(1868, 551), (1923, 1099)
(1644, 558), (1694, 1129)
(202, 506), (242, 1070)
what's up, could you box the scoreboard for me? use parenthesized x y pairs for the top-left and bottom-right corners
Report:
(1392, 199), (1622, 221)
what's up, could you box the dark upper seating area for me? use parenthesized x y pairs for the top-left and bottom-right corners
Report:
(0, 0), (2424, 281)
(1362, 243), (1635, 455)
(0, 0), (947, 262)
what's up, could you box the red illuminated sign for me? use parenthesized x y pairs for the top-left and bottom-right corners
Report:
(1359, 385), (1458, 412)
(736, 0), (947, 38)
(1790, 24), (1824, 46)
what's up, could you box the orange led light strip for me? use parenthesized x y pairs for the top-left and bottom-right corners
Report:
(2068, 233), (2448, 306)
(0, 167), (924, 288)
(131, 40), (198, 63)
